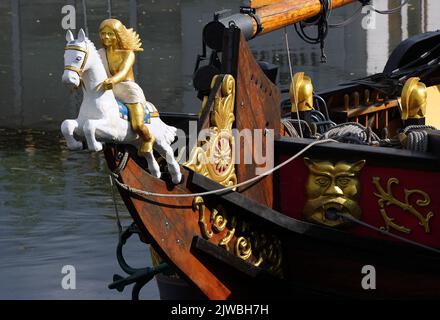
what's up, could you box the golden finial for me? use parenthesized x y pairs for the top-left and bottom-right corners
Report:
(401, 77), (427, 120)
(290, 72), (314, 112)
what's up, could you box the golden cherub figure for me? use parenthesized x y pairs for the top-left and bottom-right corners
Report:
(98, 18), (154, 155)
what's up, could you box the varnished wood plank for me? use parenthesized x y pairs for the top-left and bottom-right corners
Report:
(111, 148), (232, 299)
(242, 0), (278, 8)
(234, 33), (281, 208)
(253, 0), (356, 37)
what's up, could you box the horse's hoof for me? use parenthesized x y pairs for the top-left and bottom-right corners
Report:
(153, 172), (162, 179)
(171, 172), (183, 185)
(66, 140), (83, 151)
(91, 143), (103, 152)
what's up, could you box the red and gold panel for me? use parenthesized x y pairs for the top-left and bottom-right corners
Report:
(277, 157), (440, 248)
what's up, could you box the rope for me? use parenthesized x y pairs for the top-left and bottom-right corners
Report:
(322, 122), (381, 145)
(337, 212), (440, 255)
(294, 0), (331, 63)
(113, 151), (129, 176)
(284, 27), (303, 138)
(371, 0), (409, 15)
(111, 138), (337, 198)
(281, 118), (300, 138)
(288, 118), (314, 138)
(109, 175), (123, 235)
(329, 4), (363, 28)
(329, 1), (410, 29)
(407, 131), (428, 152)
(402, 125), (437, 152)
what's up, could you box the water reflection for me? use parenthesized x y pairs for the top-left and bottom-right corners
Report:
(0, 130), (158, 299)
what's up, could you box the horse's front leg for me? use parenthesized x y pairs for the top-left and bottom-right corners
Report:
(83, 119), (109, 152)
(154, 141), (182, 184)
(145, 152), (161, 179)
(61, 119), (83, 150)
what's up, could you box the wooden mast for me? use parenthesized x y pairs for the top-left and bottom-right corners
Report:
(251, 0), (357, 36)
(206, 0), (357, 43)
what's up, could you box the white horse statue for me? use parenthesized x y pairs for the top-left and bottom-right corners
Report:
(61, 29), (182, 184)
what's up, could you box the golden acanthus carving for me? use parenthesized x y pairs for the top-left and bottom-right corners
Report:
(184, 74), (237, 188)
(372, 177), (434, 234)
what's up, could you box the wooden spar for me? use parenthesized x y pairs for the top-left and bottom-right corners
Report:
(208, 0), (357, 43)
(253, 0), (357, 36)
(242, 0), (278, 8)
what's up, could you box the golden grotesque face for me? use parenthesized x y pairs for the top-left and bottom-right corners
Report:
(100, 26), (118, 48)
(303, 158), (365, 227)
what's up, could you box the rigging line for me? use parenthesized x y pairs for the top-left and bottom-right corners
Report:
(111, 138), (337, 198)
(284, 27), (303, 138)
(109, 175), (123, 236)
(81, 0), (89, 37)
(328, 0), (409, 29)
(329, 4), (363, 28)
(336, 212), (440, 255)
(371, 0), (409, 15)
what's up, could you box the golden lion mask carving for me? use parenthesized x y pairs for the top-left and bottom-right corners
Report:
(303, 158), (366, 227)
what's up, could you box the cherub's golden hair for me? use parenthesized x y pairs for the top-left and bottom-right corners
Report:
(99, 18), (143, 52)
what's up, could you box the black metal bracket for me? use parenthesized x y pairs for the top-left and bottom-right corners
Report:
(240, 6), (263, 37)
(108, 222), (172, 300)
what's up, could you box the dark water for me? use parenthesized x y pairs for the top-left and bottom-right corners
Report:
(0, 130), (158, 299)
(0, 0), (438, 299)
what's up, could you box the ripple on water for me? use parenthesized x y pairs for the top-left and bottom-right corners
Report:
(0, 130), (159, 299)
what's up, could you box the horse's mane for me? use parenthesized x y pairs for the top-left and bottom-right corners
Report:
(85, 38), (98, 55)
(83, 38), (105, 68)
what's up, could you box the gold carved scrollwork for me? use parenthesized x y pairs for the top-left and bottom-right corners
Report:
(235, 237), (252, 260)
(192, 196), (213, 239)
(184, 75), (237, 188)
(372, 177), (434, 234)
(211, 208), (227, 233)
(191, 197), (283, 277)
(219, 216), (236, 251)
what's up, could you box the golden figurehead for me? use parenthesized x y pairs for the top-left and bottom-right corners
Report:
(290, 72), (314, 112)
(98, 18), (155, 155)
(401, 77), (427, 120)
(303, 158), (365, 227)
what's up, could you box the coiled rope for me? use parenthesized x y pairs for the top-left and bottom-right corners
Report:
(322, 122), (381, 145)
(403, 125), (437, 152)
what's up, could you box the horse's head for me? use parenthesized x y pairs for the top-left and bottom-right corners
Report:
(62, 29), (89, 89)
